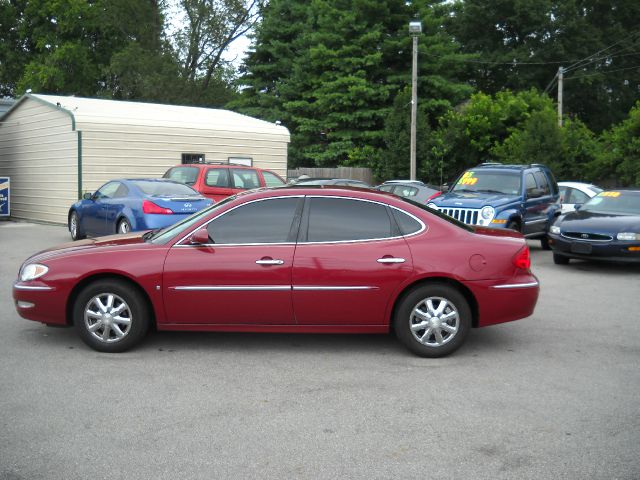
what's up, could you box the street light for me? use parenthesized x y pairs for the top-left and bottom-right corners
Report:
(409, 20), (422, 181)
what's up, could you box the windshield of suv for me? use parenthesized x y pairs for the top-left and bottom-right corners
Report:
(451, 170), (522, 195)
(164, 167), (199, 186)
(581, 191), (640, 215)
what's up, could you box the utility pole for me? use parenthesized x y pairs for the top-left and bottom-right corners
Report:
(409, 21), (422, 180)
(557, 66), (564, 127)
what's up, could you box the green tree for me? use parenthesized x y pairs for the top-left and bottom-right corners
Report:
(445, 0), (640, 132)
(589, 101), (640, 186)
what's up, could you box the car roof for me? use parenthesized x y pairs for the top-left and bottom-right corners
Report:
(472, 163), (550, 171)
(558, 181), (601, 189)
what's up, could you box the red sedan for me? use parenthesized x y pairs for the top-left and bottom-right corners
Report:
(13, 187), (539, 357)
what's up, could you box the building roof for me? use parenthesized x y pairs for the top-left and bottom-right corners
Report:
(8, 94), (290, 140)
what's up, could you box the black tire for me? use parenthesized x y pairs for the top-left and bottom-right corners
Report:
(553, 253), (570, 265)
(506, 220), (521, 232)
(117, 218), (131, 234)
(73, 279), (150, 353)
(540, 235), (551, 250)
(69, 211), (85, 240)
(394, 283), (471, 358)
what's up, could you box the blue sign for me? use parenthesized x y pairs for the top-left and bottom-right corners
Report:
(0, 177), (9, 217)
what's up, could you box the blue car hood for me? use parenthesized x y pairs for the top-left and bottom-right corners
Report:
(557, 210), (640, 234)
(430, 191), (519, 209)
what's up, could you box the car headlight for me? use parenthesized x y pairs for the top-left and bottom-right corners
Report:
(426, 203), (438, 211)
(20, 264), (49, 282)
(480, 206), (495, 220)
(550, 226), (561, 234)
(617, 232), (640, 241)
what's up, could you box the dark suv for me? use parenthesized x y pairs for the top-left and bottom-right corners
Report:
(163, 163), (286, 202)
(427, 163), (559, 248)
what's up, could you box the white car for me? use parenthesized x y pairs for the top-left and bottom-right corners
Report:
(558, 181), (603, 213)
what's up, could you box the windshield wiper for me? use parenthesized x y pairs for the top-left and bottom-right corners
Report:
(142, 229), (160, 242)
(476, 189), (506, 194)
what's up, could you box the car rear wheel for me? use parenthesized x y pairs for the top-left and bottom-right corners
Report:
(394, 284), (471, 357)
(117, 218), (131, 234)
(69, 211), (85, 240)
(73, 279), (150, 353)
(553, 253), (570, 265)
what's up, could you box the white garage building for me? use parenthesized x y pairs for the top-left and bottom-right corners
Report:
(0, 94), (290, 224)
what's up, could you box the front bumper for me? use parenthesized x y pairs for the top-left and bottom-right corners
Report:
(548, 234), (640, 263)
(13, 281), (68, 325)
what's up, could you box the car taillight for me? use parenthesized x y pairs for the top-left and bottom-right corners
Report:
(513, 246), (531, 270)
(143, 200), (173, 214)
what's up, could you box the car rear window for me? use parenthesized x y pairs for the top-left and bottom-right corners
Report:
(132, 180), (200, 197)
(164, 167), (199, 186)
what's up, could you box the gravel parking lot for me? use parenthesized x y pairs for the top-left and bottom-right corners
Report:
(1, 221), (639, 480)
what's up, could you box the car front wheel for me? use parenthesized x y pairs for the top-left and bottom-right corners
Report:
(73, 279), (150, 352)
(69, 211), (85, 240)
(394, 283), (471, 357)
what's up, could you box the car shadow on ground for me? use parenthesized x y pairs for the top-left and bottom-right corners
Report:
(27, 322), (522, 359)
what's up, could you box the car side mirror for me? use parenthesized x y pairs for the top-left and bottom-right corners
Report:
(83, 192), (93, 200)
(188, 228), (210, 245)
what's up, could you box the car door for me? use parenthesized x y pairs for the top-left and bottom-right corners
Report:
(162, 196), (303, 325)
(292, 196), (414, 326)
(199, 167), (235, 202)
(83, 182), (121, 236)
(101, 182), (129, 233)
(522, 171), (550, 235)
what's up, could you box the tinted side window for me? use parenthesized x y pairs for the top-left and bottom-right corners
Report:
(96, 182), (120, 199)
(207, 198), (300, 244)
(307, 198), (392, 242)
(205, 168), (231, 187)
(379, 185), (394, 192)
(533, 171), (550, 195)
(571, 189), (590, 204)
(262, 171), (285, 187)
(525, 173), (537, 196)
(391, 209), (422, 235)
(232, 169), (260, 189)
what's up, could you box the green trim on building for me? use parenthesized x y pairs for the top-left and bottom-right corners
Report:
(77, 131), (83, 199)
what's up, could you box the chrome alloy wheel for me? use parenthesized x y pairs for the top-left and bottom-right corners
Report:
(84, 293), (132, 343)
(409, 296), (460, 347)
(118, 220), (130, 233)
(70, 214), (78, 238)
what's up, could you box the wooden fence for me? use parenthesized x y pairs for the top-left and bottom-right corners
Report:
(287, 167), (374, 185)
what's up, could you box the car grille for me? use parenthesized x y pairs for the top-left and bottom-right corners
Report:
(561, 231), (613, 242)
(439, 207), (479, 225)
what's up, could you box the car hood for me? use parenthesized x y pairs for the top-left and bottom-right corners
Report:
(431, 191), (519, 209)
(28, 232), (149, 263)
(556, 210), (640, 233)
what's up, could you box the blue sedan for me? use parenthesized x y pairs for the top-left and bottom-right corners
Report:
(68, 179), (213, 240)
(548, 189), (640, 264)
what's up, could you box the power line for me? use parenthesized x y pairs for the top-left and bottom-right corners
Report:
(424, 50), (640, 67)
(562, 30), (640, 73)
(566, 64), (640, 80)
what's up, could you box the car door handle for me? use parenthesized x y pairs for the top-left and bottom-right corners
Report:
(377, 257), (406, 264)
(255, 259), (284, 265)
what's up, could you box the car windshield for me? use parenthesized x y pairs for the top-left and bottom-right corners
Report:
(132, 180), (201, 197)
(163, 167), (199, 186)
(451, 170), (522, 195)
(148, 195), (238, 244)
(581, 191), (640, 215)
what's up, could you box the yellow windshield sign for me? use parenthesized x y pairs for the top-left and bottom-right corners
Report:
(459, 171), (478, 186)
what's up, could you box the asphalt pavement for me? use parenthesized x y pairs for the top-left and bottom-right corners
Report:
(1, 220), (639, 480)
